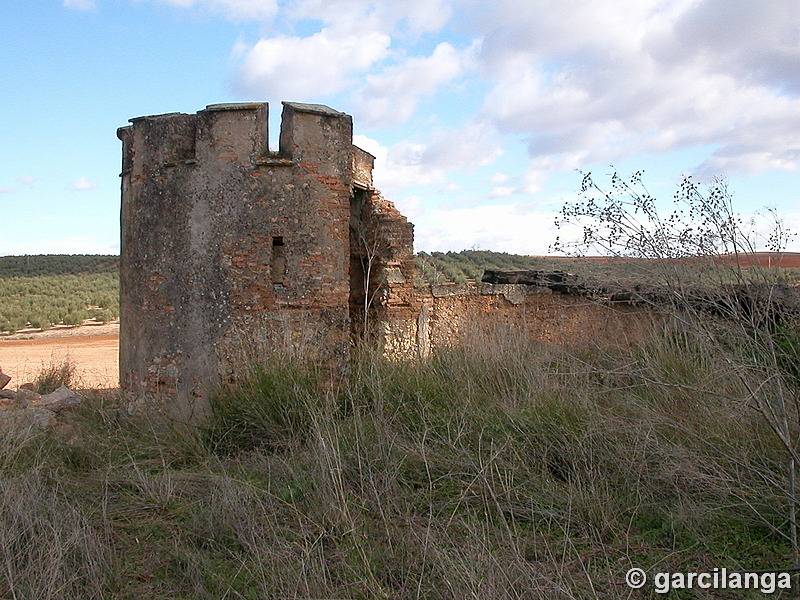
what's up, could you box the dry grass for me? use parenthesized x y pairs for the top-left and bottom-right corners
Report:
(32, 356), (78, 394)
(0, 324), (796, 599)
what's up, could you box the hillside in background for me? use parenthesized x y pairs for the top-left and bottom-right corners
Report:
(416, 250), (800, 287)
(0, 254), (119, 278)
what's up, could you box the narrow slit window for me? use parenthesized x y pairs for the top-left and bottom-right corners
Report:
(271, 236), (285, 284)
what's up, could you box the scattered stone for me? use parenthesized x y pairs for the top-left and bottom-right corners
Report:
(15, 389), (41, 408)
(0, 384), (85, 434)
(19, 383), (36, 391)
(0, 370), (10, 390)
(0, 406), (57, 430)
(31, 386), (82, 412)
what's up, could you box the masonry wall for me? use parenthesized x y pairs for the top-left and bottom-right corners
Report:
(119, 102), (356, 419)
(380, 284), (654, 358)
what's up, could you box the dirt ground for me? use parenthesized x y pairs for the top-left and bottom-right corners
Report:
(0, 323), (119, 389)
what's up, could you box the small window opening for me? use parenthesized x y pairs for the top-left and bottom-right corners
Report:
(271, 236), (285, 285)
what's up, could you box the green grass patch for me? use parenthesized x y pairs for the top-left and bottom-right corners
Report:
(1, 326), (798, 598)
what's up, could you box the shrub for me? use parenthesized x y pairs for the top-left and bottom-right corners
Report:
(553, 168), (800, 566)
(34, 358), (77, 394)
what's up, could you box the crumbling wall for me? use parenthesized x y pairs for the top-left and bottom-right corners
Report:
(380, 283), (654, 357)
(349, 184), (418, 351)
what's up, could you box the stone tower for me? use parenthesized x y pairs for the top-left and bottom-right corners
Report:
(117, 102), (415, 419)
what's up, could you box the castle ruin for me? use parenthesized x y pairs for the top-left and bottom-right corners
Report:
(119, 102), (643, 419)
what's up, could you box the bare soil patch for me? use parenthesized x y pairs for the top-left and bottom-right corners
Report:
(0, 324), (118, 389)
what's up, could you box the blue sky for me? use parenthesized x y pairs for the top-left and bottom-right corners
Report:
(1, 0), (799, 256)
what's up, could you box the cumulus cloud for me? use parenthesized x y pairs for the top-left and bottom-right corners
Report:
(229, 0), (463, 117)
(68, 176), (97, 191)
(233, 26), (390, 98)
(17, 174), (35, 186)
(474, 0), (800, 179)
(648, 0), (800, 93)
(354, 135), (444, 192)
(354, 122), (502, 196)
(412, 204), (570, 254)
(421, 122), (503, 171)
(288, 0), (452, 36)
(0, 187), (16, 194)
(63, 0), (95, 10)
(357, 41), (477, 126)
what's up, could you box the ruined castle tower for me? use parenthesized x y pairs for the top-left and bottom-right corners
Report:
(118, 102), (415, 419)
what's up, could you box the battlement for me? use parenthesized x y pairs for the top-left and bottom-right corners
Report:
(116, 101), (367, 176)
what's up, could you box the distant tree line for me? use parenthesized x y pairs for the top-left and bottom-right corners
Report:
(0, 254), (119, 278)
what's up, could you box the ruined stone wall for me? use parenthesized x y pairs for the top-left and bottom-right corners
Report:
(380, 283), (654, 357)
(119, 102), (356, 419)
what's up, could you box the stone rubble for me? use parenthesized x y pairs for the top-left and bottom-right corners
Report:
(0, 368), (84, 431)
(0, 368), (11, 390)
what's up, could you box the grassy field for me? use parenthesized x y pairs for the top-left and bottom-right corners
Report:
(2, 319), (798, 599)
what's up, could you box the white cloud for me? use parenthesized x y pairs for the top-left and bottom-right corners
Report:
(17, 175), (35, 186)
(357, 41), (476, 126)
(489, 186), (514, 198)
(354, 135), (444, 192)
(0, 187), (16, 194)
(412, 201), (800, 256)
(288, 0), (452, 36)
(473, 0), (800, 180)
(490, 172), (508, 184)
(421, 122), (504, 172)
(354, 122), (502, 197)
(63, 0), (95, 10)
(68, 176), (97, 191)
(233, 26), (390, 98)
(412, 204), (571, 254)
(0, 237), (119, 256)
